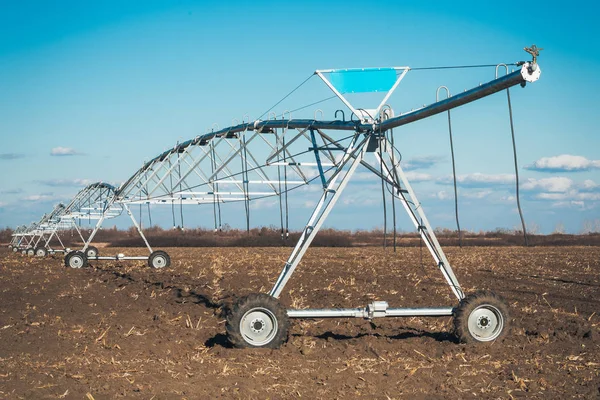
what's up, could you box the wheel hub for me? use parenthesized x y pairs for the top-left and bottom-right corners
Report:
(477, 315), (490, 329)
(467, 305), (503, 341)
(250, 318), (265, 333)
(240, 308), (278, 346)
(70, 256), (83, 268)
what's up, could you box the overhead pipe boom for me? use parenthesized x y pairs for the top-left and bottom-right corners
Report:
(379, 62), (541, 131)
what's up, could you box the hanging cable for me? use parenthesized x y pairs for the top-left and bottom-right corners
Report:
(147, 203), (152, 227)
(210, 142), (222, 231)
(167, 159), (176, 229)
(378, 131), (387, 250)
(446, 109), (462, 248)
(506, 87), (529, 246)
(283, 136), (289, 239)
(178, 154), (184, 229)
(276, 129), (285, 240)
(241, 134), (250, 234)
(144, 171), (152, 227)
(388, 129), (398, 252)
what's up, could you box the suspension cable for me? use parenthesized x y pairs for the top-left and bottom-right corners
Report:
(288, 95), (338, 115)
(258, 74), (314, 120)
(411, 63), (519, 71)
(506, 87), (529, 246)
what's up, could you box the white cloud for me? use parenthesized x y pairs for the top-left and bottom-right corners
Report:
(303, 200), (316, 208)
(23, 194), (55, 202)
(522, 177), (573, 193)
(434, 190), (451, 200)
(581, 179), (599, 191)
(403, 155), (444, 171)
(405, 171), (433, 182)
(534, 189), (600, 210)
(0, 153), (25, 160)
(0, 188), (23, 195)
(551, 200), (587, 209)
(38, 178), (93, 187)
(437, 173), (514, 188)
(525, 154), (600, 172)
(50, 147), (84, 156)
(251, 198), (278, 209)
(463, 190), (493, 199)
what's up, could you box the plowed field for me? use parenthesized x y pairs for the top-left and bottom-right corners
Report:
(1, 245), (599, 399)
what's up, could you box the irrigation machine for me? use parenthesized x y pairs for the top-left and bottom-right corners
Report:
(13, 45), (542, 346)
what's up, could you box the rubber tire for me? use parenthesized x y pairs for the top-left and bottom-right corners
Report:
(148, 250), (171, 269)
(35, 247), (48, 257)
(86, 246), (99, 258)
(26, 247), (35, 256)
(226, 293), (289, 349)
(454, 291), (510, 344)
(65, 251), (88, 269)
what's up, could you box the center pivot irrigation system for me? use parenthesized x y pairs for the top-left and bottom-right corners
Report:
(12, 45), (542, 347)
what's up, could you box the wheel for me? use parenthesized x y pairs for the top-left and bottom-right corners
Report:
(26, 247), (35, 256)
(21, 249), (27, 255)
(65, 251), (88, 269)
(226, 293), (289, 349)
(12, 247), (18, 253)
(148, 250), (170, 269)
(454, 291), (510, 344)
(35, 247), (48, 257)
(86, 246), (99, 258)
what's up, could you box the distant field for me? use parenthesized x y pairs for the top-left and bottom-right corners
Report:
(4, 227), (600, 249)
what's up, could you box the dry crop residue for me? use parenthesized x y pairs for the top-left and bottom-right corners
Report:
(0, 246), (599, 399)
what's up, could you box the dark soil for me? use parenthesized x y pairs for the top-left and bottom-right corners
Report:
(0, 245), (599, 399)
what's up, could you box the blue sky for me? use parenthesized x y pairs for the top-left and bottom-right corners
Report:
(1, 0), (599, 234)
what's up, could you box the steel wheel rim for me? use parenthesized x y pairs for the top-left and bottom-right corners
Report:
(27, 249), (34, 256)
(240, 307), (278, 346)
(152, 255), (167, 268)
(36, 249), (45, 257)
(69, 255), (84, 269)
(467, 305), (504, 341)
(87, 249), (97, 257)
